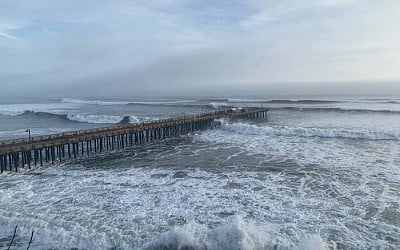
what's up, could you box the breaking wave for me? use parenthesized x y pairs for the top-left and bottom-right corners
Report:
(200, 98), (229, 102)
(209, 102), (229, 108)
(221, 122), (400, 141)
(207, 105), (400, 114)
(227, 98), (339, 104)
(67, 114), (139, 124)
(227, 98), (267, 103)
(61, 98), (131, 105)
(380, 101), (400, 104)
(143, 217), (329, 250)
(61, 98), (197, 106)
(273, 107), (400, 114)
(14, 111), (140, 124)
(0, 109), (25, 116)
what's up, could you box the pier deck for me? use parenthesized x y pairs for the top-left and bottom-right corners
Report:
(0, 108), (268, 173)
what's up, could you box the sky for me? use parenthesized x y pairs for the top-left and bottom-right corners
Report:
(1, 0), (400, 97)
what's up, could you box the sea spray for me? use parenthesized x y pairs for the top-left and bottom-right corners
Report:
(143, 217), (331, 250)
(209, 102), (229, 108)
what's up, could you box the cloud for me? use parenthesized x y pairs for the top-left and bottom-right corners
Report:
(0, 0), (399, 97)
(0, 31), (18, 40)
(240, 0), (362, 29)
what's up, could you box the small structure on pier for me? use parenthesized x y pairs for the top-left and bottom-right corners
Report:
(0, 107), (268, 173)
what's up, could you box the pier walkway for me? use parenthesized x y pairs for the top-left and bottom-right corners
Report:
(0, 108), (268, 173)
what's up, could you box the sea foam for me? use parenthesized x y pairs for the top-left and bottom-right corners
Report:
(143, 217), (330, 250)
(209, 102), (229, 108)
(61, 98), (131, 106)
(66, 114), (139, 124)
(220, 122), (400, 141)
(0, 103), (76, 117)
(0, 109), (141, 125)
(61, 98), (196, 106)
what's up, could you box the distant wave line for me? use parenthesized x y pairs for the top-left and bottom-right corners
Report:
(227, 98), (341, 104)
(61, 98), (197, 106)
(271, 107), (400, 114)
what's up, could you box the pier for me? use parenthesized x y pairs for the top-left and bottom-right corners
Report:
(0, 108), (268, 173)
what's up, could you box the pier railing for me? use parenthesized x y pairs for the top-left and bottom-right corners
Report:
(0, 108), (268, 172)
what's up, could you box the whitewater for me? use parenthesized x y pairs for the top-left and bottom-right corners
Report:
(0, 97), (399, 249)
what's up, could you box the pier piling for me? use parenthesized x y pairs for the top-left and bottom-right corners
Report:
(0, 108), (268, 172)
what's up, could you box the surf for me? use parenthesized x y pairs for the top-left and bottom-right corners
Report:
(220, 122), (400, 141)
(14, 111), (141, 124)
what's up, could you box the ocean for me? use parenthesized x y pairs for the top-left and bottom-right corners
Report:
(0, 96), (399, 249)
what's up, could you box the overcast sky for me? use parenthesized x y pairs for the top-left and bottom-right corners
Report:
(1, 0), (400, 97)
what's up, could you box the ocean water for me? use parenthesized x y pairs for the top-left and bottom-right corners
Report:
(0, 97), (399, 249)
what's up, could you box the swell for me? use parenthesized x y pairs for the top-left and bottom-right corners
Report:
(19, 110), (70, 121)
(15, 111), (139, 124)
(272, 106), (400, 114)
(61, 98), (131, 105)
(379, 101), (400, 104)
(220, 122), (400, 141)
(127, 102), (203, 109)
(227, 98), (340, 104)
(61, 98), (198, 107)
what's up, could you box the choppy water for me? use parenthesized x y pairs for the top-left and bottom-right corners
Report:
(0, 97), (399, 249)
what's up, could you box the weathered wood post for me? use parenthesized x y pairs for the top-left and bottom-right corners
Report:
(0, 155), (4, 173)
(40, 149), (43, 166)
(68, 144), (71, 158)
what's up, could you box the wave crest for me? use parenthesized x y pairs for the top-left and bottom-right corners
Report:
(221, 123), (400, 141)
(209, 102), (229, 108)
(14, 111), (140, 124)
(227, 99), (339, 104)
(66, 114), (138, 124)
(0, 109), (25, 116)
(61, 98), (131, 106)
(143, 217), (329, 250)
(274, 107), (400, 114)
(61, 98), (197, 106)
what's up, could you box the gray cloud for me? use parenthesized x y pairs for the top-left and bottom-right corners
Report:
(0, 0), (399, 97)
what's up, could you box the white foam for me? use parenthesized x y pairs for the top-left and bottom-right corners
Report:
(0, 109), (25, 116)
(0, 102), (142, 124)
(228, 98), (267, 103)
(1, 102), (399, 249)
(220, 122), (400, 141)
(66, 114), (139, 124)
(125, 100), (196, 105)
(0, 150), (398, 249)
(129, 115), (140, 123)
(209, 102), (229, 108)
(61, 98), (131, 106)
(0, 103), (76, 116)
(143, 217), (329, 250)
(61, 98), (196, 106)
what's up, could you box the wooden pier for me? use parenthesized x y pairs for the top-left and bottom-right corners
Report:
(0, 108), (268, 173)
